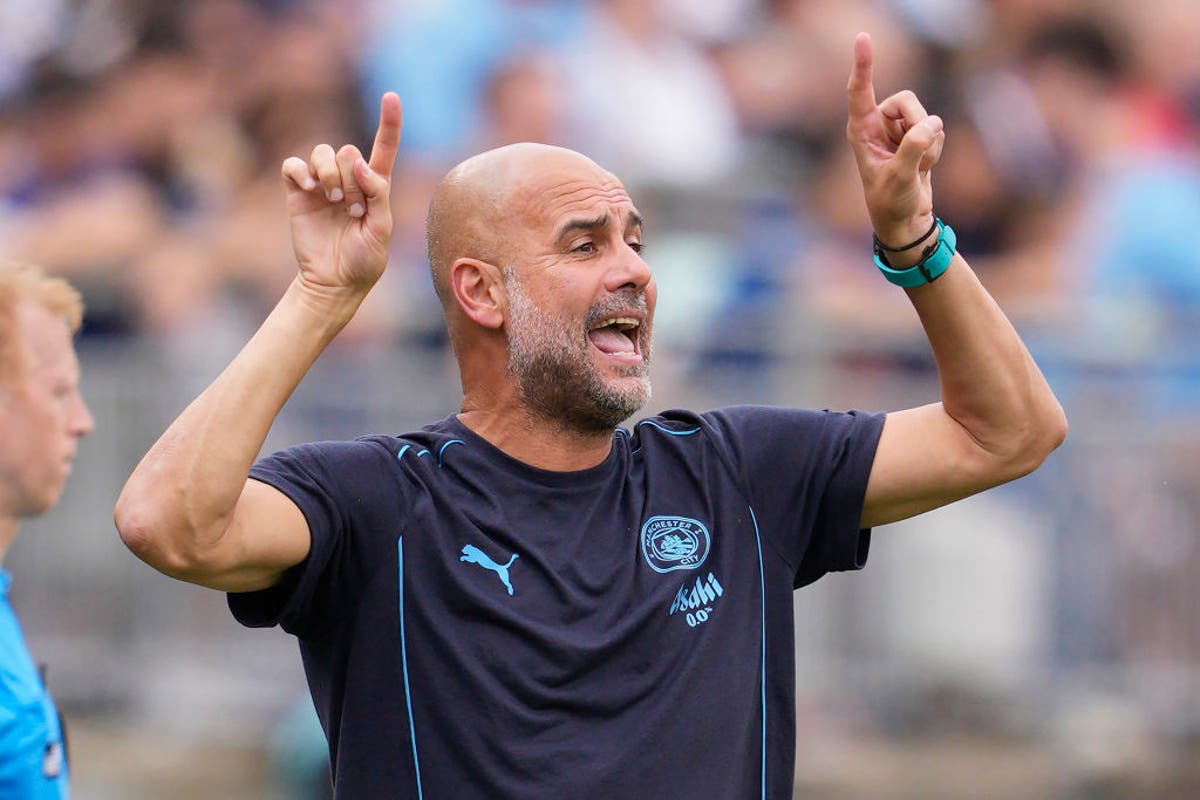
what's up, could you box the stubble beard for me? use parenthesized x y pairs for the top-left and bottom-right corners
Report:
(504, 272), (652, 434)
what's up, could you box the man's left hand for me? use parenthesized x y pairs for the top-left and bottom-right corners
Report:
(845, 32), (945, 250)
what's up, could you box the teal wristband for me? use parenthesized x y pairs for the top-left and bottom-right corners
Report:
(874, 218), (957, 288)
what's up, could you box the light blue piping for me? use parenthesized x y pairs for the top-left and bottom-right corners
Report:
(397, 537), (424, 799)
(748, 506), (767, 799)
(438, 439), (464, 466)
(635, 419), (700, 436)
(397, 446), (432, 462)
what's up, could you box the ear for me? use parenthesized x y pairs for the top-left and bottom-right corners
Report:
(450, 258), (505, 329)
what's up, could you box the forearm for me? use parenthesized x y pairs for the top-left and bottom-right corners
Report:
(848, 36), (1066, 528)
(908, 253), (1066, 470)
(115, 278), (362, 569)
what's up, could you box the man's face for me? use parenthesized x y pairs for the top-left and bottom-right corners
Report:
(0, 301), (94, 519)
(501, 157), (656, 432)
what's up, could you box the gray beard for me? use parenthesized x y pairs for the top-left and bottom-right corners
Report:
(504, 271), (651, 434)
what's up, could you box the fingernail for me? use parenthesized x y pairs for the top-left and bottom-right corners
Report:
(303, 178), (316, 191)
(330, 188), (344, 202)
(926, 116), (943, 134)
(349, 203), (364, 218)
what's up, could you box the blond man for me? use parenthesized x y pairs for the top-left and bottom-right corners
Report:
(0, 262), (94, 799)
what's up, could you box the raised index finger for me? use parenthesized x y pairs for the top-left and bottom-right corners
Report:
(367, 92), (403, 178)
(846, 32), (878, 119)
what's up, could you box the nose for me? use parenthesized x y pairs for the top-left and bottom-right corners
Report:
(71, 391), (95, 438)
(604, 243), (653, 294)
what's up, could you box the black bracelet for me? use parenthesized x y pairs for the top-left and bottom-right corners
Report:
(872, 216), (938, 253)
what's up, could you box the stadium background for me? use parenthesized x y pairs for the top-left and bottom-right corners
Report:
(3, 0), (1200, 796)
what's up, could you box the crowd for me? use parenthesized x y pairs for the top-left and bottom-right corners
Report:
(1, 0), (1197, 358)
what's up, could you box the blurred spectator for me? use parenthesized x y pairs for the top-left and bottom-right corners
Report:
(361, 0), (584, 168)
(560, 0), (741, 188)
(1021, 16), (1200, 387)
(476, 53), (566, 151)
(717, 0), (922, 181)
(1109, 0), (1200, 137)
(0, 0), (70, 101)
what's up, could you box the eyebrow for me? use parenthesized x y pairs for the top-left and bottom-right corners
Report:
(555, 210), (645, 245)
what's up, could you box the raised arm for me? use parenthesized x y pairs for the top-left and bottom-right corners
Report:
(115, 94), (403, 592)
(842, 35), (1067, 528)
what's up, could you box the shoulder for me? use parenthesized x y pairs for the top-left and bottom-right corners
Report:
(631, 406), (854, 446)
(630, 406), (885, 482)
(384, 419), (472, 467)
(700, 405), (885, 445)
(629, 410), (706, 438)
(260, 415), (467, 472)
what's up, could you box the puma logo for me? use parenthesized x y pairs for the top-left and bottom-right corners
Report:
(460, 545), (519, 596)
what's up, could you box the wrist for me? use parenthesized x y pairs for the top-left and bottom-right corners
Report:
(285, 277), (368, 339)
(874, 218), (957, 287)
(873, 213), (937, 268)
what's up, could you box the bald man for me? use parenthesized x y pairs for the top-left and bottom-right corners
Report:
(1, 262), (94, 799)
(117, 36), (1065, 799)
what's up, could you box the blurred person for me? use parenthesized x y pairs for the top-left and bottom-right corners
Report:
(361, 0), (584, 167)
(1021, 17), (1200, 400)
(717, 0), (921, 173)
(116, 35), (1066, 799)
(269, 695), (333, 800)
(1018, 16), (1200, 672)
(2, 47), (212, 336)
(115, 2), (372, 341)
(0, 0), (70, 101)
(560, 0), (740, 188)
(476, 53), (566, 151)
(0, 261), (93, 799)
(964, 0), (1087, 63)
(1107, 0), (1200, 137)
(0, 66), (167, 280)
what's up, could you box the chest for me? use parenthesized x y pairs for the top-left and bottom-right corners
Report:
(395, 462), (765, 689)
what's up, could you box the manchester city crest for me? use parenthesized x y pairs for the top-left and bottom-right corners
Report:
(640, 516), (711, 573)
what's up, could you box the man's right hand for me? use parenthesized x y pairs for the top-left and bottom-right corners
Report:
(280, 92), (402, 299)
(117, 93), (404, 593)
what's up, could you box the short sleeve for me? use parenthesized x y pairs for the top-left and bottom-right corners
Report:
(227, 439), (400, 639)
(701, 405), (885, 587)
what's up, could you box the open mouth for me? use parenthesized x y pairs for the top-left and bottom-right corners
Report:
(587, 316), (642, 359)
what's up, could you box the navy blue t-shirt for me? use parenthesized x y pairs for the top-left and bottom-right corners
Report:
(230, 405), (884, 799)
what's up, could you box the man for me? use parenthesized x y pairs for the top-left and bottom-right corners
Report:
(116, 35), (1066, 798)
(0, 262), (94, 799)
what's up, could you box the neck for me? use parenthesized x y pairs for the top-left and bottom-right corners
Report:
(457, 404), (616, 471)
(0, 516), (18, 566)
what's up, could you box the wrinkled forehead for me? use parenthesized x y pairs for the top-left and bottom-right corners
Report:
(505, 156), (639, 236)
